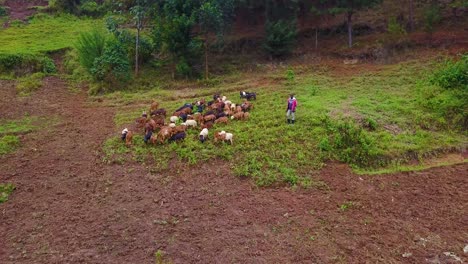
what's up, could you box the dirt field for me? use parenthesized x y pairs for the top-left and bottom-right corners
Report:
(0, 77), (467, 263)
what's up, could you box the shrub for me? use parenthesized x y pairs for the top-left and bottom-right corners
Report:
(421, 55), (468, 129)
(0, 5), (9, 17)
(75, 29), (107, 72)
(0, 54), (56, 76)
(324, 119), (380, 167)
(90, 38), (131, 92)
(263, 20), (297, 58)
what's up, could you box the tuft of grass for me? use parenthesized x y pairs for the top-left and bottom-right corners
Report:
(16, 72), (45, 96)
(0, 135), (20, 155)
(0, 117), (37, 135)
(0, 183), (15, 203)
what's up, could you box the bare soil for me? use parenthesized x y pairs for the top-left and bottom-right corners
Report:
(3, 0), (48, 26)
(0, 76), (467, 263)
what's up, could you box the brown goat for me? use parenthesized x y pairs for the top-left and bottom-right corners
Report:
(231, 112), (244, 120)
(156, 126), (173, 144)
(243, 112), (250, 120)
(135, 117), (147, 129)
(125, 131), (133, 146)
(235, 106), (242, 113)
(150, 101), (159, 112)
(215, 116), (229, 125)
(173, 125), (187, 133)
(201, 121), (214, 129)
(204, 114), (216, 122)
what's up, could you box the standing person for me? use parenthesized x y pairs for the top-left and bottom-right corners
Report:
(286, 93), (297, 124)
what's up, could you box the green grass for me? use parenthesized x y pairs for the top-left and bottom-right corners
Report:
(101, 59), (467, 186)
(0, 135), (20, 155)
(0, 117), (38, 155)
(0, 14), (102, 55)
(0, 183), (15, 203)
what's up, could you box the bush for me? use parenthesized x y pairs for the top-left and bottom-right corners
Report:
(90, 38), (131, 92)
(0, 54), (56, 76)
(75, 29), (107, 72)
(49, 0), (81, 14)
(430, 55), (467, 90)
(0, 5), (9, 17)
(420, 55), (468, 129)
(263, 20), (297, 58)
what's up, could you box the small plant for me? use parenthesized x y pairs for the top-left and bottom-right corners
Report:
(0, 135), (20, 155)
(0, 183), (15, 203)
(17, 72), (45, 95)
(285, 68), (295, 84)
(339, 201), (355, 211)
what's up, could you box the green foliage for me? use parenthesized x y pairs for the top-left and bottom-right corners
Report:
(420, 55), (468, 129)
(0, 135), (20, 155)
(17, 72), (45, 96)
(423, 3), (442, 36)
(263, 20), (297, 58)
(0, 117), (36, 136)
(430, 55), (467, 90)
(0, 5), (8, 17)
(0, 183), (15, 203)
(0, 54), (56, 76)
(285, 68), (295, 83)
(49, 0), (81, 14)
(324, 119), (380, 167)
(90, 38), (131, 93)
(75, 29), (107, 72)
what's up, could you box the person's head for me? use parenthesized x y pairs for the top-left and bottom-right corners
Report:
(289, 93), (294, 99)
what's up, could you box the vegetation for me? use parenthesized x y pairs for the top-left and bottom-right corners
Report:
(101, 59), (467, 186)
(263, 20), (297, 58)
(0, 117), (37, 155)
(0, 183), (15, 203)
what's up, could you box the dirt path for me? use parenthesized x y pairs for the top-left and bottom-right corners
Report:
(3, 0), (48, 23)
(0, 78), (467, 263)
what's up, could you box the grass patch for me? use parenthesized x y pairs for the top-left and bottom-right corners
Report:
(0, 135), (20, 155)
(102, 58), (467, 186)
(0, 117), (37, 135)
(16, 72), (45, 95)
(0, 14), (102, 55)
(0, 183), (15, 203)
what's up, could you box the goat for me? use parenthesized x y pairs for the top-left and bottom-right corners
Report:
(201, 120), (214, 129)
(215, 116), (229, 125)
(125, 131), (133, 146)
(169, 131), (186, 142)
(170, 116), (179, 123)
(214, 131), (233, 144)
(240, 91), (256, 101)
(156, 126), (173, 144)
(173, 125), (187, 133)
(151, 108), (166, 118)
(231, 112), (244, 120)
(150, 101), (159, 111)
(199, 128), (209, 143)
(204, 114), (216, 122)
(183, 119), (197, 128)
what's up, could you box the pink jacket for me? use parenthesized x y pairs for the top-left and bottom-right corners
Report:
(287, 97), (297, 111)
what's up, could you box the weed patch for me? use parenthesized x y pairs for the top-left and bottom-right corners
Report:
(0, 135), (20, 155)
(0, 183), (15, 203)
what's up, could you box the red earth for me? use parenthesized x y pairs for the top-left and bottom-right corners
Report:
(2, 0), (48, 26)
(0, 76), (467, 263)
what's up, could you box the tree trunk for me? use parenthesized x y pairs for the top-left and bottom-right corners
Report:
(409, 0), (414, 32)
(347, 11), (353, 48)
(315, 27), (318, 50)
(135, 27), (140, 76)
(204, 38), (209, 80)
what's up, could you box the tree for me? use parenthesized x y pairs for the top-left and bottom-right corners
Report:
(263, 19), (297, 58)
(423, 2), (441, 42)
(408, 0), (414, 32)
(330, 0), (383, 48)
(130, 0), (145, 76)
(309, 0), (332, 50)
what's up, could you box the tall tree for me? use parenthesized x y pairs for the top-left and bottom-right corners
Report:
(130, 0), (145, 76)
(197, 0), (234, 79)
(330, 0), (383, 48)
(408, 0), (414, 32)
(309, 0), (331, 50)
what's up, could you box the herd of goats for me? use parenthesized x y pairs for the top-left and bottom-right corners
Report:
(120, 91), (257, 146)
